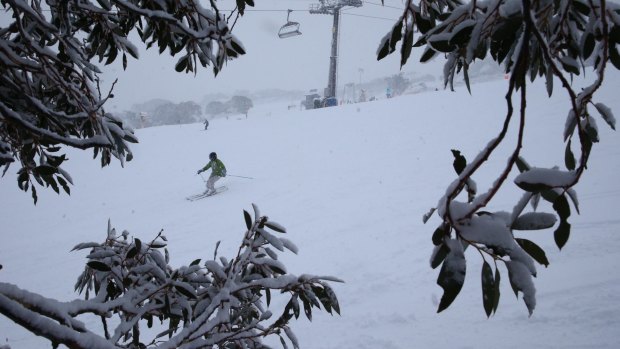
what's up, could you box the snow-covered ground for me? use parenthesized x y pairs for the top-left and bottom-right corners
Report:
(1, 72), (620, 349)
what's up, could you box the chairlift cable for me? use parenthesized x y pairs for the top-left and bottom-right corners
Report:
(340, 12), (397, 21)
(220, 9), (308, 12)
(362, 1), (404, 10)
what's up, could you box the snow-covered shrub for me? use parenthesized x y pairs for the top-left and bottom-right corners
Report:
(379, 0), (619, 315)
(0, 205), (341, 348)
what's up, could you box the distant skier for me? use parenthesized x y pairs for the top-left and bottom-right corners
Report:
(197, 152), (227, 195)
(204, 119), (209, 130)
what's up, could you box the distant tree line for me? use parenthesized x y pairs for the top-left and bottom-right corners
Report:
(121, 101), (202, 129)
(118, 95), (254, 130)
(206, 95), (254, 118)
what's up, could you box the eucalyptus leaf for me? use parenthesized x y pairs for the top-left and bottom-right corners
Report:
(594, 102), (616, 130)
(87, 261), (111, 272)
(481, 261), (495, 318)
(512, 212), (557, 230)
(420, 46), (437, 63)
(516, 238), (550, 267)
(554, 220), (571, 250)
(451, 149), (467, 175)
(565, 139), (576, 171)
(493, 268), (501, 313)
(553, 195), (571, 222)
(244, 210), (253, 230)
(609, 45), (620, 70)
(436, 241), (465, 313)
(430, 243), (449, 269)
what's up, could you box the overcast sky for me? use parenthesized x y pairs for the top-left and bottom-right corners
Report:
(0, 1), (441, 110)
(98, 0), (437, 110)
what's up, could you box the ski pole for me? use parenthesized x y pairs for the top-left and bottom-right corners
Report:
(199, 173), (208, 182)
(227, 174), (254, 179)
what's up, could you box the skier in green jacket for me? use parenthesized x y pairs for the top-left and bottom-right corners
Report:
(197, 152), (227, 195)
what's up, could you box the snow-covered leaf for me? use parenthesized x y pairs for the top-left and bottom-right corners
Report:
(545, 64), (554, 97)
(530, 193), (541, 211)
(150, 241), (167, 249)
(514, 168), (576, 192)
(584, 116), (600, 143)
(400, 29), (414, 67)
(86, 250), (117, 259)
(436, 239), (466, 313)
(284, 326), (300, 349)
(173, 281), (196, 299)
(506, 261), (536, 315)
(594, 102), (616, 130)
(449, 20), (476, 47)
(149, 250), (168, 273)
(389, 19), (403, 51)
(430, 243), (449, 269)
(280, 238), (299, 254)
(564, 110), (577, 141)
(264, 220), (287, 233)
(70, 242), (101, 251)
(566, 188), (580, 214)
(377, 33), (391, 61)
(204, 260), (227, 280)
(325, 284), (341, 314)
(512, 212), (557, 230)
(560, 56), (580, 75)
(253, 258), (287, 274)
(422, 207), (436, 223)
(258, 228), (284, 251)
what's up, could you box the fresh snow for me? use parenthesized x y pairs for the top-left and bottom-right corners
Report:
(1, 71), (620, 348)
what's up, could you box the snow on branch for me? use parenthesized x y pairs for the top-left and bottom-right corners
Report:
(0, 206), (341, 349)
(381, 0), (618, 316)
(1, 0), (246, 201)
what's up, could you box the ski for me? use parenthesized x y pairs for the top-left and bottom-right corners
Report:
(186, 192), (208, 201)
(186, 186), (228, 201)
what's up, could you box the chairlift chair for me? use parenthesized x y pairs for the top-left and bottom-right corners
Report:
(278, 10), (302, 39)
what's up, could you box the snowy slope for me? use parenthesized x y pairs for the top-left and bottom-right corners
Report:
(1, 72), (620, 349)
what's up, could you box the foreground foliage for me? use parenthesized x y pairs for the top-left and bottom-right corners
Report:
(0, 0), (248, 203)
(379, 0), (618, 315)
(0, 205), (341, 348)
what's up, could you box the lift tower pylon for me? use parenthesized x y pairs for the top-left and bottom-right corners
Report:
(310, 0), (363, 99)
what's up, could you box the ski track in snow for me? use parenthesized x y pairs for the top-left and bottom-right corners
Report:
(1, 72), (620, 348)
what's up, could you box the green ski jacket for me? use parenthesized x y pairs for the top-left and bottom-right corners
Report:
(200, 159), (227, 177)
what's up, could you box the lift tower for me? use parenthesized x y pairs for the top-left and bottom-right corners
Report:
(310, 0), (362, 99)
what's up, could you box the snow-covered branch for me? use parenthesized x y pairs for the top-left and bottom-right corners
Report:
(381, 0), (618, 316)
(0, 206), (341, 349)
(1, 0), (247, 202)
